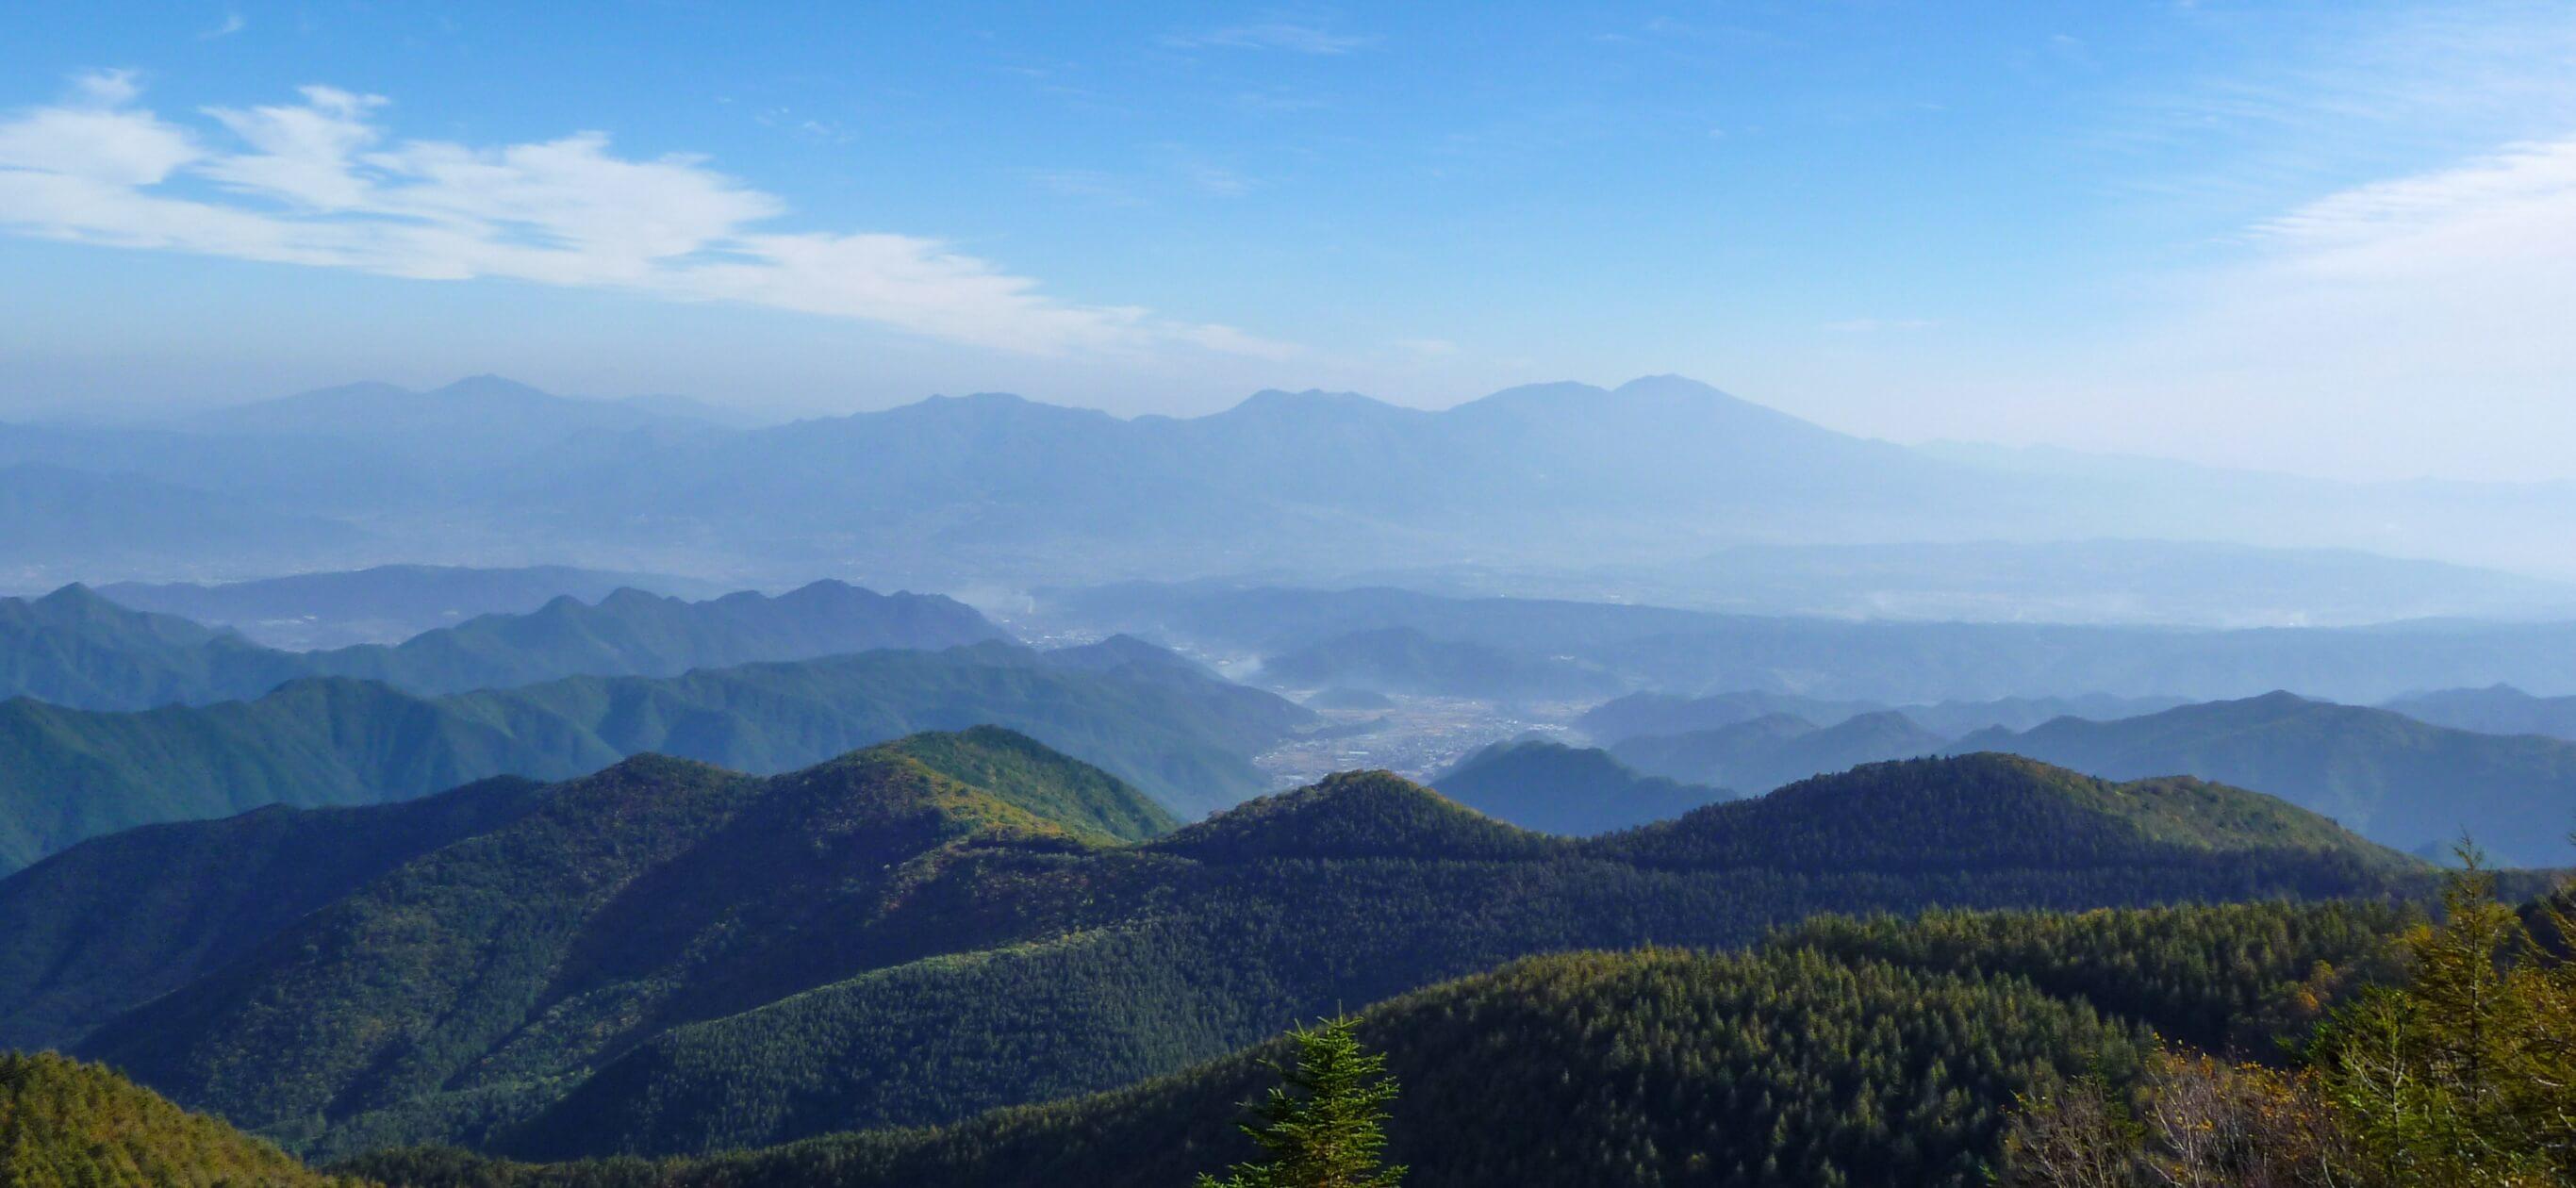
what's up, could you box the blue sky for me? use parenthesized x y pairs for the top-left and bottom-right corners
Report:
(3, 2), (2573, 480)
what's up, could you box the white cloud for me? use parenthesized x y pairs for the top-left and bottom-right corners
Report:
(201, 11), (245, 39)
(1162, 23), (1378, 55)
(2105, 133), (2576, 479)
(0, 74), (1291, 358)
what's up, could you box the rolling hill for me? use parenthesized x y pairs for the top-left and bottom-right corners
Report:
(0, 639), (1304, 872)
(1430, 738), (1729, 833)
(1955, 692), (2576, 866)
(10, 742), (2419, 1161)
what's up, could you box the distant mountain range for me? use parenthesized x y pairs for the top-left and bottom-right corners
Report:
(2379, 684), (2576, 743)
(1612, 711), (1954, 795)
(0, 738), (2415, 1162)
(1577, 689), (2185, 745)
(0, 638), (1308, 872)
(96, 564), (730, 649)
(0, 580), (1005, 710)
(1058, 582), (2576, 702)
(9, 373), (2576, 619)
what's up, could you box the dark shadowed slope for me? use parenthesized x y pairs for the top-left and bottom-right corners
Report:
(344, 899), (2412, 1188)
(0, 777), (547, 1051)
(1430, 738), (1728, 833)
(1956, 692), (2576, 866)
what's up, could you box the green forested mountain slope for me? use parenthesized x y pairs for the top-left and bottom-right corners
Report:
(0, 585), (310, 712)
(345, 899), (2414, 1188)
(0, 642), (1302, 872)
(0, 1051), (369, 1188)
(31, 745), (2419, 1162)
(1429, 738), (1728, 834)
(1600, 753), (2421, 876)
(0, 580), (1007, 711)
(0, 776), (545, 1052)
(1955, 691), (2576, 866)
(76, 736), (1169, 1154)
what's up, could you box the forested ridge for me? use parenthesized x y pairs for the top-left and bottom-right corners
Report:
(339, 899), (2431, 1188)
(0, 637), (1301, 872)
(0, 742), (2437, 1165)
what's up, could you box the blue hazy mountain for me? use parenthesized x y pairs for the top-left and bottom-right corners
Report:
(0, 581), (1007, 710)
(97, 564), (732, 649)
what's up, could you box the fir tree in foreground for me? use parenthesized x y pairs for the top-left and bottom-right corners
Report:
(1198, 1015), (1405, 1188)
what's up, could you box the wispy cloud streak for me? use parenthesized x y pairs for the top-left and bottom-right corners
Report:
(0, 73), (1291, 357)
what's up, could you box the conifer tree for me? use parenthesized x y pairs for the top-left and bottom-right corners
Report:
(1198, 1015), (1406, 1188)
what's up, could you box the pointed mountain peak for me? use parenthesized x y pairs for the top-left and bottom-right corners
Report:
(1154, 769), (1560, 862)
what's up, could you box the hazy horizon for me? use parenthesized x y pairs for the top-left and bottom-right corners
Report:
(8, 2), (2576, 481)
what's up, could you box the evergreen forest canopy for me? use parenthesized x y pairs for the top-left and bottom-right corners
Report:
(0, 735), (2458, 1169)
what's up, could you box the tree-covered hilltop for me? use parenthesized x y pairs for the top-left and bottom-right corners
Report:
(1430, 738), (1728, 834)
(1596, 753), (2422, 877)
(0, 1051), (371, 1188)
(0, 580), (1007, 711)
(15, 743), (2436, 1163)
(343, 899), (2424, 1188)
(73, 733), (1175, 1153)
(1953, 690), (2576, 866)
(0, 637), (1301, 872)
